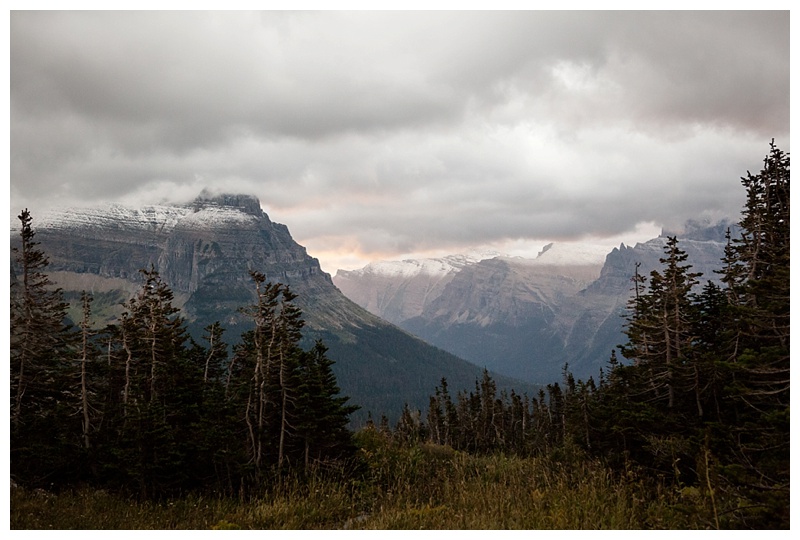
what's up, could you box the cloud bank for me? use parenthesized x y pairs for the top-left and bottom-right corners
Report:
(10, 11), (789, 271)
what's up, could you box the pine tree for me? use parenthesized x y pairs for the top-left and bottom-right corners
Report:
(231, 275), (357, 478)
(728, 142), (789, 407)
(426, 393), (444, 445)
(236, 271), (282, 473)
(200, 321), (228, 384)
(274, 286), (304, 469)
(10, 209), (72, 428)
(688, 281), (732, 422)
(77, 292), (98, 451)
(602, 142), (790, 526)
(620, 236), (701, 410)
(295, 341), (358, 468)
(506, 389), (527, 453)
(395, 403), (424, 446)
(439, 378), (458, 448)
(477, 369), (500, 450)
(10, 209), (74, 486)
(615, 237), (705, 480)
(99, 268), (196, 498)
(715, 141), (789, 524)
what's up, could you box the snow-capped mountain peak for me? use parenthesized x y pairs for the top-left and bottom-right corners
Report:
(342, 250), (504, 280)
(11, 192), (263, 234)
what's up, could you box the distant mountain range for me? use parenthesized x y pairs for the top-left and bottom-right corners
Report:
(11, 192), (734, 413)
(334, 221), (734, 384)
(10, 192), (533, 424)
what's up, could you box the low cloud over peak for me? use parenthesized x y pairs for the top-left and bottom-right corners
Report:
(10, 11), (789, 272)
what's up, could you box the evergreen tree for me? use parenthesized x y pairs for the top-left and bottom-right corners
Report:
(715, 141), (789, 524)
(200, 321), (228, 384)
(439, 378), (458, 448)
(10, 210), (72, 426)
(620, 236), (701, 411)
(426, 393), (444, 445)
(10, 209), (74, 486)
(231, 275), (358, 480)
(77, 292), (96, 450)
(604, 142), (790, 525)
(98, 268), (197, 498)
(295, 341), (359, 468)
(221, 273), (271, 477)
(274, 286), (304, 469)
(688, 281), (732, 423)
(71, 290), (107, 484)
(614, 237), (706, 481)
(236, 271), (283, 473)
(477, 369), (500, 450)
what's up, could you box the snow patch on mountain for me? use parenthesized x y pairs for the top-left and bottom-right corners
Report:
(12, 204), (192, 233)
(342, 250), (504, 280)
(177, 205), (259, 227)
(12, 198), (260, 233)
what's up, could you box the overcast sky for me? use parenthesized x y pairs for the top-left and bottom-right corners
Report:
(9, 10), (790, 273)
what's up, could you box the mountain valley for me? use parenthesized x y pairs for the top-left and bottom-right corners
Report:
(334, 222), (733, 383)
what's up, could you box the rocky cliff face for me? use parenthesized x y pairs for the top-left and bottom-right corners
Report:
(11, 193), (531, 423)
(14, 193), (333, 332)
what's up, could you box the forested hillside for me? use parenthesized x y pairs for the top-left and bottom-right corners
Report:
(10, 143), (789, 528)
(11, 232), (357, 497)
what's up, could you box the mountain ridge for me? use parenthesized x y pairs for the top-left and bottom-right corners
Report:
(10, 192), (534, 424)
(334, 222), (734, 383)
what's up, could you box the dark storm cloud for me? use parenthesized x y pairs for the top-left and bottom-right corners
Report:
(9, 10), (789, 270)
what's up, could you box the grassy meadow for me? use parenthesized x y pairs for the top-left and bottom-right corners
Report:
(11, 431), (724, 530)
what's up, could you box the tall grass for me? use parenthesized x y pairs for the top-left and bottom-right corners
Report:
(11, 433), (722, 529)
(349, 433), (713, 529)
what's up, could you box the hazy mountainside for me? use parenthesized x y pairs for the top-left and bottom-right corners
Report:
(334, 251), (501, 323)
(400, 247), (607, 383)
(10, 192), (531, 423)
(334, 244), (606, 327)
(335, 226), (731, 384)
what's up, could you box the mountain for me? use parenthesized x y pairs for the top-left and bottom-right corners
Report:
(10, 191), (532, 424)
(334, 227), (732, 384)
(334, 250), (502, 324)
(398, 245), (607, 383)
